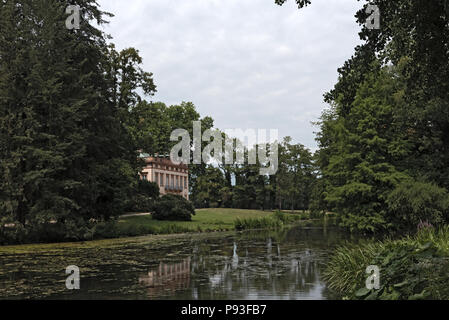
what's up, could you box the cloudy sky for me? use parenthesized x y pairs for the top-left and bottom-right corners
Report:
(97, 0), (363, 150)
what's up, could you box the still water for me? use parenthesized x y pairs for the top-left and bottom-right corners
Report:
(0, 226), (353, 300)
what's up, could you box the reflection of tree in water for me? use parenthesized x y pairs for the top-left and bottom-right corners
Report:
(138, 227), (349, 299)
(192, 238), (327, 300)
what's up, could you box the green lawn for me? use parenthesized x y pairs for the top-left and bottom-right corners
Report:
(117, 208), (275, 235)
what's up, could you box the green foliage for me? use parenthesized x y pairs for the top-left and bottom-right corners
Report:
(91, 220), (120, 239)
(192, 166), (227, 208)
(308, 175), (327, 218)
(125, 180), (160, 213)
(137, 180), (160, 198)
(387, 180), (449, 231)
(0, 218), (120, 245)
(191, 135), (316, 213)
(275, 0), (311, 9)
(3, 0), (448, 244)
(117, 208), (276, 237)
(312, 0), (449, 233)
(234, 216), (282, 231)
(324, 227), (449, 300)
(105, 44), (157, 113)
(234, 211), (303, 231)
(323, 241), (384, 294)
(275, 137), (315, 212)
(128, 101), (209, 156)
(356, 241), (449, 300)
(0, 1), (151, 243)
(152, 194), (196, 221)
(128, 100), (214, 209)
(321, 66), (409, 233)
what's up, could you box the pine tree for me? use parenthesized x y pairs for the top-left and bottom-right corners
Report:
(323, 66), (409, 233)
(0, 0), (138, 242)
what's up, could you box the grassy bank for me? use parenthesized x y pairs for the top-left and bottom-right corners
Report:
(234, 210), (311, 230)
(0, 208), (312, 245)
(117, 208), (308, 237)
(323, 226), (449, 300)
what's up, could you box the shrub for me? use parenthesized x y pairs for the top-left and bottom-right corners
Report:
(234, 216), (282, 231)
(0, 223), (29, 245)
(354, 240), (449, 300)
(127, 194), (155, 213)
(138, 180), (160, 198)
(324, 226), (449, 300)
(273, 210), (289, 223)
(125, 180), (160, 213)
(92, 220), (119, 239)
(234, 211), (307, 231)
(323, 241), (385, 294)
(386, 180), (449, 231)
(152, 194), (195, 221)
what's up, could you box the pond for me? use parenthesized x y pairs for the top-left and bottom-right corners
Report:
(0, 225), (355, 300)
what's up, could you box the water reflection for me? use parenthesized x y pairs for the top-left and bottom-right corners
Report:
(139, 227), (347, 300)
(139, 258), (191, 296)
(0, 226), (352, 299)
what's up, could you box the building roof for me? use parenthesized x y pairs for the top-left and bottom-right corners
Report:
(142, 155), (189, 170)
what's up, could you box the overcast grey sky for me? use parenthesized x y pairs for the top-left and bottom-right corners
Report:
(98, 0), (363, 150)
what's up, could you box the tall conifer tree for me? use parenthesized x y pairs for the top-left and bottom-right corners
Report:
(0, 0), (138, 240)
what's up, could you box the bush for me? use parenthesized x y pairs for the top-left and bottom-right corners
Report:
(323, 241), (386, 294)
(138, 180), (160, 198)
(353, 240), (449, 300)
(234, 216), (282, 231)
(0, 223), (29, 245)
(152, 194), (195, 221)
(324, 226), (449, 300)
(273, 210), (289, 223)
(234, 211), (308, 231)
(92, 220), (119, 239)
(126, 194), (156, 213)
(125, 180), (160, 213)
(386, 180), (449, 231)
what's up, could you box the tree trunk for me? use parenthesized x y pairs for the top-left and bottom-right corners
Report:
(17, 199), (27, 226)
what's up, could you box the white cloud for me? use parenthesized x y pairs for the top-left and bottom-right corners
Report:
(98, 0), (363, 149)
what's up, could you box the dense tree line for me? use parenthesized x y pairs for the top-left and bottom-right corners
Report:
(0, 0), (209, 243)
(277, 0), (449, 233)
(2, 0), (448, 244)
(190, 136), (316, 213)
(0, 0), (143, 242)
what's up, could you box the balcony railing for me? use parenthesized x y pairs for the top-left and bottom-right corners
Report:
(165, 185), (184, 192)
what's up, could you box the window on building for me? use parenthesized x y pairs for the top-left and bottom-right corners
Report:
(184, 176), (187, 189)
(155, 172), (159, 185)
(166, 175), (169, 187)
(160, 173), (164, 186)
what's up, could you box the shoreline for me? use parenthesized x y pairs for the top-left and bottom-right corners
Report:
(0, 220), (320, 252)
(0, 209), (321, 249)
